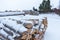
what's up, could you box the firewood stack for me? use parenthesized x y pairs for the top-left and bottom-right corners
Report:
(23, 23), (33, 29)
(0, 18), (48, 40)
(17, 18), (48, 40)
(42, 17), (48, 33)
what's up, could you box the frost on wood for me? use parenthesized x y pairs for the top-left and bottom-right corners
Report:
(0, 14), (48, 40)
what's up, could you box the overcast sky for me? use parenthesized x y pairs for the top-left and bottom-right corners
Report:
(0, 0), (59, 11)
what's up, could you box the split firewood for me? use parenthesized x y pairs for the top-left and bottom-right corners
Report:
(26, 34), (32, 40)
(23, 23), (33, 29)
(27, 29), (31, 33)
(42, 17), (48, 31)
(31, 29), (36, 35)
(38, 31), (43, 36)
(27, 19), (39, 26)
(31, 29), (39, 35)
(21, 31), (27, 40)
(38, 31), (44, 40)
(21, 35), (27, 40)
(42, 17), (48, 27)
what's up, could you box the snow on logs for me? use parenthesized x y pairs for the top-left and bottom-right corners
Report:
(23, 19), (39, 29)
(27, 19), (39, 26)
(42, 17), (48, 32)
(0, 17), (48, 40)
(23, 23), (33, 29)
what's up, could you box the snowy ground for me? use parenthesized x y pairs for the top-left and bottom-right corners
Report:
(39, 13), (60, 40)
(0, 12), (60, 40)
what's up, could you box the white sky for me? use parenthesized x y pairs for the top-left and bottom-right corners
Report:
(0, 0), (59, 11)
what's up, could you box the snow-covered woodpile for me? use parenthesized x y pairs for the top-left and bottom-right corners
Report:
(0, 16), (48, 40)
(0, 12), (25, 17)
(23, 10), (39, 15)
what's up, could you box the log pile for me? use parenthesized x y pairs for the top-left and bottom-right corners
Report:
(0, 18), (48, 40)
(14, 17), (48, 40)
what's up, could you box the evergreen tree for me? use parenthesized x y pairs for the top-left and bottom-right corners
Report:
(39, 0), (51, 12)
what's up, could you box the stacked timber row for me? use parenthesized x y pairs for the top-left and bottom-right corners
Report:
(0, 18), (48, 40)
(14, 17), (48, 40)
